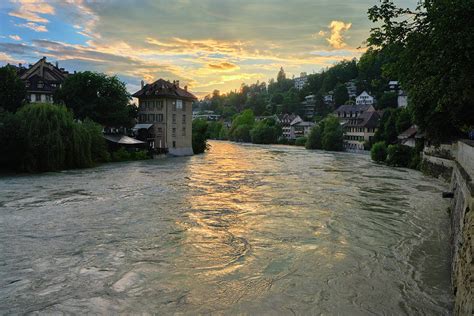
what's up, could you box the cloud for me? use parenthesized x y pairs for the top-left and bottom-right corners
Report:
(16, 22), (48, 32)
(325, 20), (352, 49)
(9, 35), (22, 41)
(207, 62), (239, 70)
(0, 52), (26, 65)
(8, 0), (55, 23)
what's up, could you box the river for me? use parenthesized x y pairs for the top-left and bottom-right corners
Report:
(0, 141), (452, 314)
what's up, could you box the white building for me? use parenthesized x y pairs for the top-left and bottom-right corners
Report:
(356, 91), (375, 106)
(294, 72), (308, 90)
(345, 80), (357, 98)
(289, 120), (315, 140)
(388, 80), (408, 108)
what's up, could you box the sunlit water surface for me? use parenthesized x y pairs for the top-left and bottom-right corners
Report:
(0, 141), (452, 314)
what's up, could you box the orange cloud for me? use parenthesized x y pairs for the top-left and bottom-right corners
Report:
(15, 22), (47, 32)
(9, 0), (55, 23)
(326, 20), (352, 49)
(207, 62), (239, 70)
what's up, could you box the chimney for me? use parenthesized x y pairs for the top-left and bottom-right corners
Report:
(141, 80), (144, 89)
(19, 63), (22, 68)
(184, 85), (187, 91)
(55, 61), (59, 68)
(175, 80), (179, 87)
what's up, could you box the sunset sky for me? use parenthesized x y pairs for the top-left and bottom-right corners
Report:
(0, 0), (414, 98)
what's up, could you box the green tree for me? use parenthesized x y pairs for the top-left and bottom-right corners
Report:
(0, 65), (26, 112)
(371, 141), (388, 162)
(54, 71), (134, 127)
(367, 0), (474, 142)
(250, 118), (282, 144)
(229, 109), (255, 141)
(321, 116), (344, 151)
(192, 119), (209, 154)
(333, 83), (349, 106)
(305, 125), (322, 149)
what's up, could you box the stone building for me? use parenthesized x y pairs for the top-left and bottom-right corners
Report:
(343, 110), (381, 151)
(132, 79), (197, 156)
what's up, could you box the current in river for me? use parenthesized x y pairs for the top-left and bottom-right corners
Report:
(0, 141), (452, 314)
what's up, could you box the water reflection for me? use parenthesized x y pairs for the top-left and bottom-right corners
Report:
(0, 141), (452, 314)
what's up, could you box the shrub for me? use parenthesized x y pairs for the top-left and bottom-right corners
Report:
(111, 147), (132, 162)
(321, 116), (343, 151)
(386, 144), (414, 167)
(250, 118), (282, 144)
(192, 119), (209, 154)
(305, 125), (322, 149)
(295, 136), (307, 146)
(371, 141), (387, 162)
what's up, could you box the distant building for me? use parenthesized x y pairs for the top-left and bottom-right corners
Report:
(290, 120), (315, 140)
(334, 103), (376, 124)
(302, 94), (316, 118)
(132, 79), (197, 156)
(277, 113), (302, 139)
(192, 110), (221, 121)
(15, 57), (69, 103)
(345, 80), (357, 98)
(343, 111), (381, 152)
(294, 72), (308, 90)
(323, 91), (334, 105)
(356, 91), (375, 106)
(397, 125), (422, 148)
(388, 80), (408, 108)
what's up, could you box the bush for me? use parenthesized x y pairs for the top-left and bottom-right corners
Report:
(232, 124), (252, 142)
(370, 141), (387, 162)
(111, 147), (131, 162)
(321, 116), (343, 151)
(305, 125), (322, 149)
(386, 144), (414, 167)
(295, 137), (307, 146)
(192, 119), (209, 154)
(250, 118), (282, 144)
(0, 103), (109, 172)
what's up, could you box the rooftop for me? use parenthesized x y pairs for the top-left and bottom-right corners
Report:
(132, 79), (197, 100)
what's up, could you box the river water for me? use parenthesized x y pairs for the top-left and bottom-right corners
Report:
(0, 141), (452, 314)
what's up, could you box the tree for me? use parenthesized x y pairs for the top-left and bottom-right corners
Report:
(0, 65), (26, 112)
(54, 71), (134, 127)
(250, 118), (282, 144)
(367, 0), (474, 142)
(305, 125), (322, 149)
(334, 83), (349, 106)
(192, 119), (209, 154)
(229, 109), (255, 141)
(377, 91), (398, 109)
(321, 116), (344, 151)
(371, 141), (387, 162)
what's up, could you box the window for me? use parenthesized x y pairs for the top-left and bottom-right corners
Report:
(182, 127), (186, 136)
(172, 114), (176, 124)
(176, 99), (183, 110)
(172, 128), (176, 137)
(37, 81), (44, 89)
(156, 100), (163, 110)
(148, 114), (155, 121)
(157, 114), (163, 122)
(182, 114), (186, 124)
(156, 127), (163, 136)
(36, 93), (41, 101)
(45, 94), (52, 102)
(172, 141), (176, 148)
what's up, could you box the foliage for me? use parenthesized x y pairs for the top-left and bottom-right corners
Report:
(228, 109), (255, 142)
(371, 141), (388, 162)
(110, 148), (149, 162)
(192, 119), (209, 154)
(321, 116), (344, 151)
(55, 71), (135, 127)
(377, 91), (398, 109)
(250, 118), (282, 144)
(0, 103), (107, 172)
(367, 0), (474, 142)
(386, 144), (413, 167)
(295, 137), (307, 146)
(305, 125), (322, 149)
(207, 121), (224, 139)
(334, 83), (349, 106)
(0, 65), (26, 112)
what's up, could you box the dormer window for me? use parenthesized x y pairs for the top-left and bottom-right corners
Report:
(176, 99), (183, 110)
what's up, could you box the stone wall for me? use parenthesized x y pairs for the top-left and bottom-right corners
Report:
(449, 141), (474, 315)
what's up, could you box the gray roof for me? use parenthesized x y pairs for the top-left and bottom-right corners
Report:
(345, 111), (381, 129)
(132, 79), (197, 100)
(335, 103), (372, 114)
(103, 134), (145, 145)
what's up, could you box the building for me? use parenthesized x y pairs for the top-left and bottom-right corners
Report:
(16, 57), (69, 103)
(323, 91), (334, 105)
(334, 103), (376, 124)
(277, 113), (302, 139)
(397, 125), (423, 148)
(343, 110), (381, 151)
(302, 94), (316, 118)
(388, 80), (408, 108)
(132, 79), (197, 156)
(294, 72), (308, 90)
(356, 91), (375, 106)
(290, 120), (315, 140)
(192, 110), (221, 121)
(345, 80), (357, 98)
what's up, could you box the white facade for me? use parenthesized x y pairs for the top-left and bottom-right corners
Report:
(294, 72), (308, 90)
(356, 91), (374, 105)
